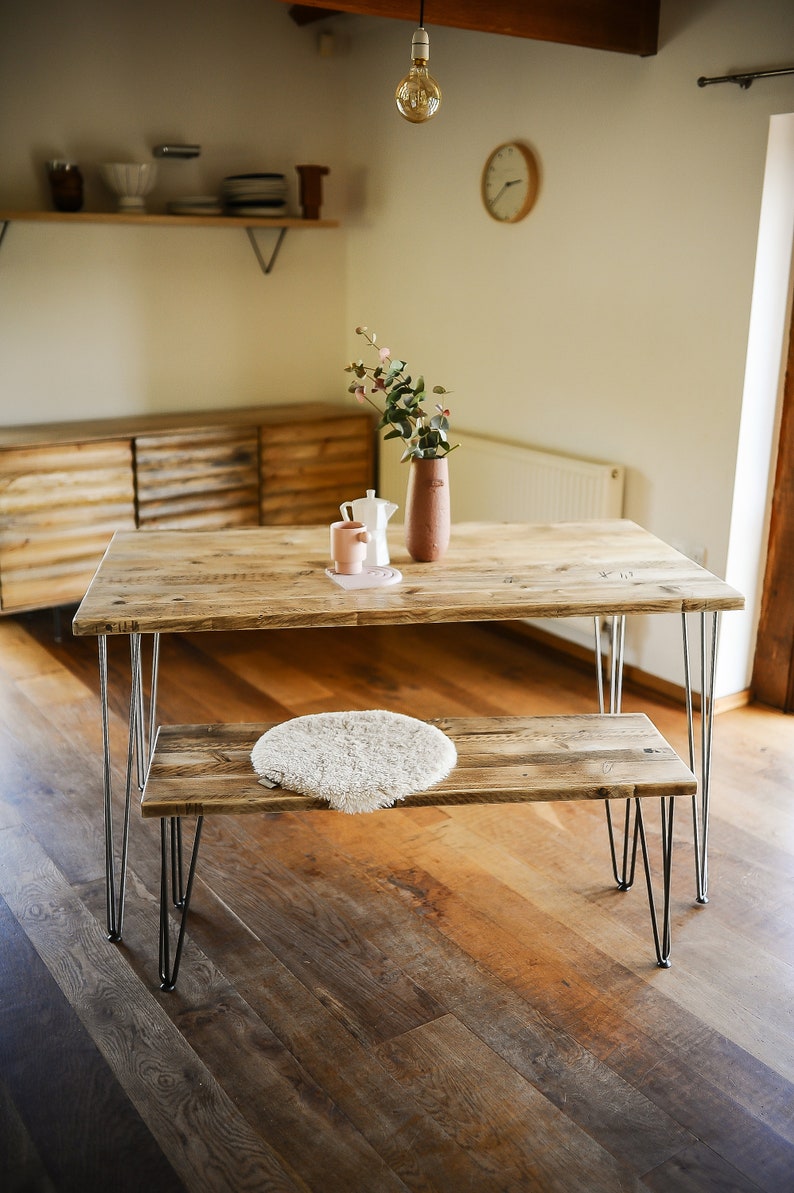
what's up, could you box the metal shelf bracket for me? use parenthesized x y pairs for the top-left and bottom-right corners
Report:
(246, 225), (288, 275)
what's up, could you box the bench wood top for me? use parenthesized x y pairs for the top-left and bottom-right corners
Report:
(73, 520), (744, 637)
(140, 713), (697, 819)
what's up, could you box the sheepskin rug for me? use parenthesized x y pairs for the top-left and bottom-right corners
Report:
(250, 709), (457, 814)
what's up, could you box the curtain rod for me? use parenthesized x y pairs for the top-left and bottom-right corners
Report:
(697, 66), (794, 90)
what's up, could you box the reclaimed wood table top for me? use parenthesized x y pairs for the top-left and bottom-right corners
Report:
(72, 520), (745, 637)
(140, 713), (698, 819)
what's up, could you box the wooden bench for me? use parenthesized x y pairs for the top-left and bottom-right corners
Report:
(141, 713), (697, 990)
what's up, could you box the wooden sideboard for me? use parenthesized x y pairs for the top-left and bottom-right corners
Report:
(0, 403), (374, 614)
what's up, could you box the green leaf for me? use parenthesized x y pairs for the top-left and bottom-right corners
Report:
(432, 385), (447, 394)
(413, 376), (424, 394)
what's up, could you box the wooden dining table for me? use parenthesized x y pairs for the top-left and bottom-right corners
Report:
(72, 519), (744, 941)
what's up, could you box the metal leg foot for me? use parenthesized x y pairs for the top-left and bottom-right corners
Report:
(159, 816), (203, 991)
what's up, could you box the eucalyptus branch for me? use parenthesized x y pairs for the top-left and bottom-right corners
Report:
(344, 325), (458, 462)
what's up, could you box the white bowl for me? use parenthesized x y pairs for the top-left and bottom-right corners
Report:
(100, 162), (158, 211)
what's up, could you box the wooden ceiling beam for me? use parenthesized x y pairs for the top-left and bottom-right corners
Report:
(282, 1), (660, 56)
(288, 6), (342, 25)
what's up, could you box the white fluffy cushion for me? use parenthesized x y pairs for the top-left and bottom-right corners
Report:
(250, 709), (457, 814)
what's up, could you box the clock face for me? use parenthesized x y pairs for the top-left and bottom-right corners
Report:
(482, 142), (538, 223)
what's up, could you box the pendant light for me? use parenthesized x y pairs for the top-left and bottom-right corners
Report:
(395, 1), (441, 123)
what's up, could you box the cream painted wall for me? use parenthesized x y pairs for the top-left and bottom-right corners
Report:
(0, 0), (350, 420)
(2, 1), (794, 695)
(342, 0), (794, 694)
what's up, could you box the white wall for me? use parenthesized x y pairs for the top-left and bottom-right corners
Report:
(0, 0), (350, 419)
(2, 0), (794, 695)
(342, 0), (794, 694)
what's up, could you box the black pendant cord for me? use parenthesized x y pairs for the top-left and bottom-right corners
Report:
(419, 1), (425, 29)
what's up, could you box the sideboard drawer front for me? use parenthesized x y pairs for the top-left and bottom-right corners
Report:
(259, 414), (374, 524)
(0, 439), (135, 611)
(135, 426), (260, 529)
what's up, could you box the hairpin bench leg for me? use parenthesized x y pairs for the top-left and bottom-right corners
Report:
(595, 615), (638, 891)
(159, 816), (203, 992)
(635, 796), (675, 967)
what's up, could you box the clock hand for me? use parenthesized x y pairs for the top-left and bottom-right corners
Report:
(490, 178), (522, 207)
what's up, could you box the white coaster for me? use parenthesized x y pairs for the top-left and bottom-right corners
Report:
(325, 566), (402, 590)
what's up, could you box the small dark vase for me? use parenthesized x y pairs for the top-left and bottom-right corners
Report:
(296, 164), (329, 220)
(47, 161), (84, 212)
(404, 456), (451, 562)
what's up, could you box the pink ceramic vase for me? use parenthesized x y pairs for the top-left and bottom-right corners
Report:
(404, 456), (451, 562)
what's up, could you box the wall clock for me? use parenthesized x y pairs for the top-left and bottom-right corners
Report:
(481, 142), (539, 223)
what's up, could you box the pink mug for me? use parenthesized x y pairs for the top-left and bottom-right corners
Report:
(330, 520), (371, 575)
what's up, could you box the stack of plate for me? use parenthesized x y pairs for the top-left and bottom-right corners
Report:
(167, 195), (223, 216)
(222, 173), (288, 217)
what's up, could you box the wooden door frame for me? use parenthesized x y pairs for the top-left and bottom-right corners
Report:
(752, 293), (794, 709)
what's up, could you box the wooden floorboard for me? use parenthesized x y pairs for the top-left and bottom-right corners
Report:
(0, 894), (185, 1193)
(1, 608), (793, 1191)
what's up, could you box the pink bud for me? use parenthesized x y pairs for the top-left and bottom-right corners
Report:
(378, 347), (391, 362)
(354, 386), (367, 403)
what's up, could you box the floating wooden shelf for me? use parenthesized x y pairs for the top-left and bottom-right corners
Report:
(0, 208), (339, 274)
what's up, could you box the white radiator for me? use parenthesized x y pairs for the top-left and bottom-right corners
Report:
(378, 429), (625, 648)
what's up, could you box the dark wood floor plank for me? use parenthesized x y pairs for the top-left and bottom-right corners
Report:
(73, 876), (417, 1193)
(0, 825), (311, 1193)
(376, 1013), (642, 1193)
(195, 817), (447, 1048)
(98, 845), (513, 1193)
(0, 893), (184, 1193)
(642, 1141), (767, 1192)
(303, 800), (794, 1191)
(220, 805), (695, 1175)
(162, 886), (506, 1191)
(0, 1074), (57, 1193)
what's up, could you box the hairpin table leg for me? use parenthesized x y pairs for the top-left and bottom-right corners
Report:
(100, 632), (141, 942)
(682, 611), (720, 904)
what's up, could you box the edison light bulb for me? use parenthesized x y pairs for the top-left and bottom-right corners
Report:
(395, 27), (441, 123)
